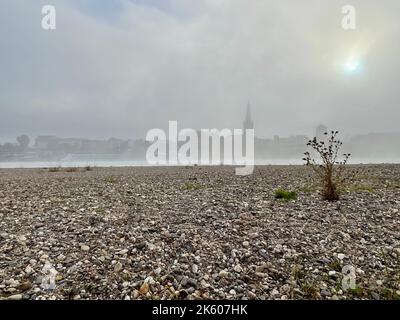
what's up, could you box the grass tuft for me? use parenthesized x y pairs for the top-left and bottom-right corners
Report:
(183, 182), (203, 191)
(328, 259), (342, 272)
(274, 188), (297, 201)
(302, 282), (319, 299)
(347, 287), (364, 297)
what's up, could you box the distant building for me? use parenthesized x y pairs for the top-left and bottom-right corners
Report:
(348, 132), (400, 159)
(34, 136), (58, 149)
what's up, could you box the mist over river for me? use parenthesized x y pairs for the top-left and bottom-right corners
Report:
(1, 158), (400, 169)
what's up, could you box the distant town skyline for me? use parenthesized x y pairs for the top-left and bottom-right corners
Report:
(1, 103), (400, 164)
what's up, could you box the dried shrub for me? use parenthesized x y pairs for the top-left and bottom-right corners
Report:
(303, 131), (351, 201)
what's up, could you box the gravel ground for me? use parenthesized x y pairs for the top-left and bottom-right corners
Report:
(0, 165), (399, 300)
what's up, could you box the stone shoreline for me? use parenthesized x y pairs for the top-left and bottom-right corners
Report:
(0, 165), (399, 300)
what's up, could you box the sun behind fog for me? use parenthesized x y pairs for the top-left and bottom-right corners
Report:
(345, 58), (360, 72)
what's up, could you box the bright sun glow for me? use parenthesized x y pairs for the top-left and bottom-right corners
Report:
(344, 57), (361, 73)
(346, 61), (359, 71)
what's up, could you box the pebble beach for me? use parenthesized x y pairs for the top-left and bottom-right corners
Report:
(0, 165), (399, 300)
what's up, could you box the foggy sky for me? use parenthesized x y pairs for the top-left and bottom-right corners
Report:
(1, 0), (400, 143)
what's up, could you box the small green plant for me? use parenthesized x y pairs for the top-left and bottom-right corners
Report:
(104, 176), (118, 183)
(95, 207), (105, 214)
(48, 167), (61, 172)
(328, 259), (342, 272)
(348, 287), (364, 297)
(292, 265), (305, 281)
(381, 288), (400, 300)
(302, 282), (319, 299)
(274, 188), (297, 201)
(183, 182), (203, 190)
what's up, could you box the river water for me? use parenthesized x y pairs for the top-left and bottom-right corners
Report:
(0, 158), (399, 169)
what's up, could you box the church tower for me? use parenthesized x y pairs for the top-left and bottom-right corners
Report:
(243, 101), (254, 132)
(242, 101), (254, 154)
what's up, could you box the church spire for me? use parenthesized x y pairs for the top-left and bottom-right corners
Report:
(243, 101), (254, 130)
